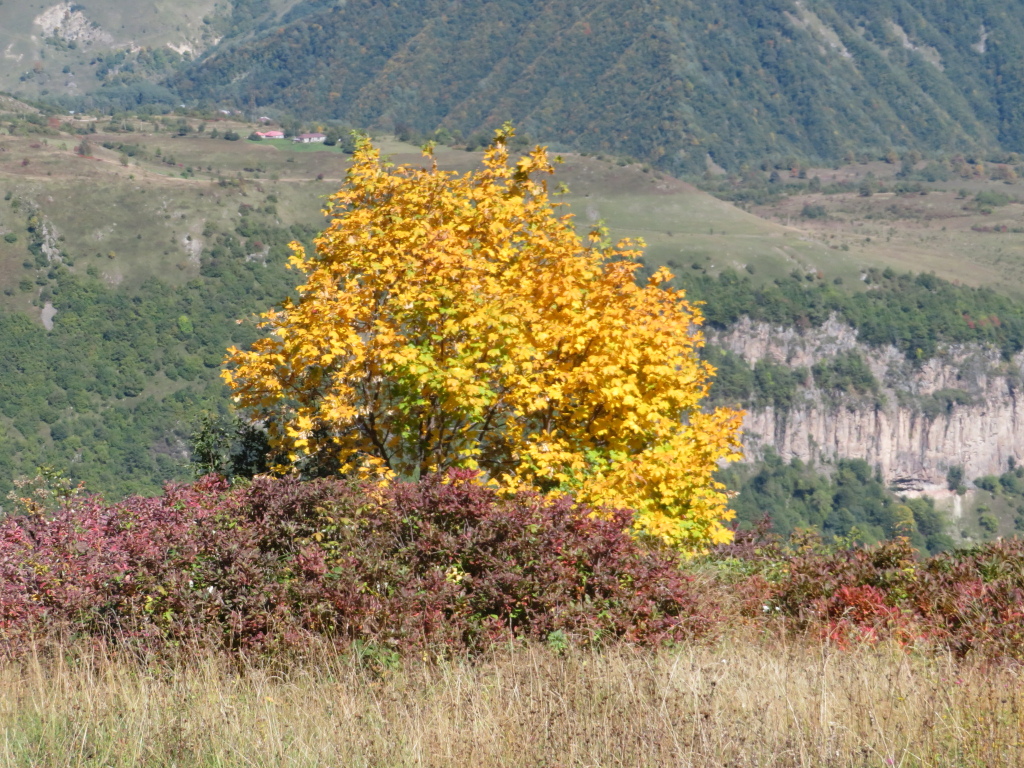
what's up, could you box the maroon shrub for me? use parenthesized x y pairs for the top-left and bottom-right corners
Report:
(0, 472), (712, 655)
(771, 535), (918, 624)
(0, 476), (287, 653)
(909, 541), (1024, 658)
(243, 470), (713, 651)
(717, 531), (1024, 659)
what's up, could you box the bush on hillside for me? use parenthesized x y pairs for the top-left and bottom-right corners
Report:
(711, 528), (1024, 659)
(975, 475), (999, 493)
(800, 203), (827, 219)
(975, 190), (1011, 208)
(0, 473), (711, 656)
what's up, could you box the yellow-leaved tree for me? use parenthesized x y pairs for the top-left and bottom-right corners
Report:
(223, 128), (743, 549)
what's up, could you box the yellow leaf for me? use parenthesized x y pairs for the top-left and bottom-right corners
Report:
(222, 127), (744, 551)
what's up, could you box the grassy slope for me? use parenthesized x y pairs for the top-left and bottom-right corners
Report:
(0, 118), (339, 297)
(2, 116), (1022, 302)
(417, 149), (1024, 295)
(6, 111), (1024, 324)
(752, 161), (1024, 297)
(0, 117), (854, 306)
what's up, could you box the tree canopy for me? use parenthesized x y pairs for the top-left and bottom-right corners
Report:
(224, 129), (743, 548)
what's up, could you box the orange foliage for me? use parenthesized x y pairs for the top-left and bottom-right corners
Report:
(224, 128), (743, 549)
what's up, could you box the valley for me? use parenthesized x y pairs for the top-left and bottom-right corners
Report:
(3, 89), (1024, 550)
(7, 3), (1024, 760)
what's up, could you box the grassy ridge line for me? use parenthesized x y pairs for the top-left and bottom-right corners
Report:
(2, 641), (1017, 766)
(5, 112), (1024, 298)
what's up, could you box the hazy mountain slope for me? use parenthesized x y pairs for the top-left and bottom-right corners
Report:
(170, 0), (1024, 171)
(7, 0), (1024, 171)
(0, 0), (214, 98)
(0, 0), (305, 107)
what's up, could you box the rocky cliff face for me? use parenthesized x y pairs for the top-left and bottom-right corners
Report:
(712, 316), (1024, 493)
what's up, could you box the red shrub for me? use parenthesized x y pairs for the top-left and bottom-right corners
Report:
(0, 476), (280, 653)
(243, 470), (713, 651)
(0, 472), (712, 656)
(819, 585), (909, 647)
(716, 532), (1024, 659)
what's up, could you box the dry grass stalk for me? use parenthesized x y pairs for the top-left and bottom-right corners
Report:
(0, 637), (1021, 767)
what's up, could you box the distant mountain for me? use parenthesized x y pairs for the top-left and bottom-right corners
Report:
(0, 0), (296, 111)
(169, 0), (1024, 172)
(5, 1), (1024, 172)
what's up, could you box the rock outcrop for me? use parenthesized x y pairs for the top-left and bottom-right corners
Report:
(34, 4), (114, 45)
(712, 316), (1024, 492)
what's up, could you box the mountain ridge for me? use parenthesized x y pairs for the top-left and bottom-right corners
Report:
(4, 1), (1024, 172)
(170, 0), (1024, 171)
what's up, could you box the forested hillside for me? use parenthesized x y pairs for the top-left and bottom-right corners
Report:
(8, 0), (1024, 172)
(171, 0), (1024, 172)
(0, 234), (312, 500)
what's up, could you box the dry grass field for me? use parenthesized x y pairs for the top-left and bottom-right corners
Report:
(1, 638), (1021, 768)
(753, 161), (1024, 296)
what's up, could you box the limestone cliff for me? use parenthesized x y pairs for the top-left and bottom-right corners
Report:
(712, 316), (1024, 494)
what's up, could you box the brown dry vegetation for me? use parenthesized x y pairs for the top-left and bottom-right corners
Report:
(752, 161), (1024, 296)
(0, 637), (1021, 767)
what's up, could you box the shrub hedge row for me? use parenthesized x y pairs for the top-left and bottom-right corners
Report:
(0, 472), (708, 655)
(4, 473), (1024, 661)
